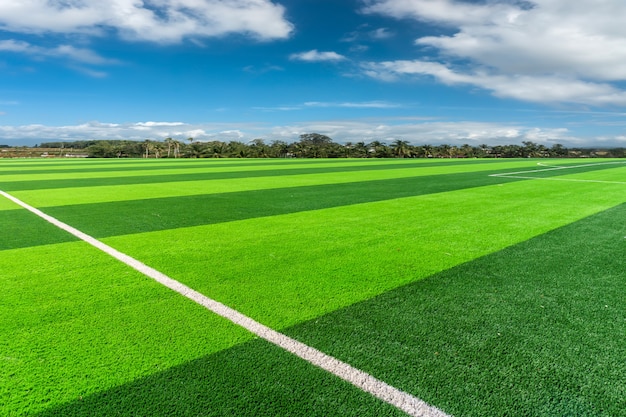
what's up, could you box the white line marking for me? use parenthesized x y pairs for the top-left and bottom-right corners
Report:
(490, 161), (626, 181)
(0, 189), (450, 417)
(488, 175), (626, 185)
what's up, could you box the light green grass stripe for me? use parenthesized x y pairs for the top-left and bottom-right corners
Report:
(0, 242), (252, 416)
(11, 160), (538, 207)
(0, 197), (19, 211)
(103, 178), (626, 330)
(1, 189), (449, 417)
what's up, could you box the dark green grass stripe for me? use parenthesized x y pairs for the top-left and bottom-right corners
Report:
(42, 170), (524, 238)
(32, 335), (407, 417)
(0, 210), (78, 250)
(285, 203), (626, 416)
(0, 159), (513, 180)
(0, 160), (503, 191)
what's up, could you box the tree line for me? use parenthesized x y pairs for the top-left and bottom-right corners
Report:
(35, 134), (625, 158)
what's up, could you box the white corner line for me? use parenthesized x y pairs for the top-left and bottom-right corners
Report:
(0, 189), (451, 417)
(489, 161), (626, 180)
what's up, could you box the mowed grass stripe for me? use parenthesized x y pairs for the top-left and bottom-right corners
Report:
(2, 160), (542, 208)
(0, 157), (522, 176)
(0, 242), (253, 417)
(491, 160), (626, 180)
(285, 203), (626, 416)
(0, 162), (427, 191)
(31, 339), (409, 417)
(0, 210), (78, 250)
(0, 159), (425, 182)
(7, 159), (620, 210)
(0, 157), (398, 174)
(521, 165), (626, 184)
(33, 160), (625, 239)
(0, 159), (530, 192)
(0, 196), (77, 250)
(102, 178), (626, 330)
(9, 168), (535, 242)
(2, 189), (449, 417)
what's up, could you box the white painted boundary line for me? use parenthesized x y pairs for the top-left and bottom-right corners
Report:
(0, 189), (450, 417)
(489, 161), (626, 184)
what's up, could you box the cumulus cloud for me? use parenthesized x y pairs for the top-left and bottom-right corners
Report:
(362, 0), (626, 106)
(0, 0), (293, 43)
(290, 50), (347, 62)
(1, 118), (619, 147)
(268, 120), (581, 147)
(361, 60), (626, 106)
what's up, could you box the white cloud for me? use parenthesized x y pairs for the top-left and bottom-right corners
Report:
(290, 50), (347, 62)
(304, 101), (401, 109)
(369, 27), (394, 40)
(361, 60), (626, 106)
(268, 120), (581, 147)
(362, 0), (521, 26)
(341, 25), (394, 43)
(362, 0), (626, 106)
(135, 121), (186, 127)
(0, 118), (617, 147)
(252, 101), (402, 111)
(0, 0), (293, 43)
(0, 39), (119, 65)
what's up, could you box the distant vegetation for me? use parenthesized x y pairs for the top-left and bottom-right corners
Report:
(3, 133), (625, 158)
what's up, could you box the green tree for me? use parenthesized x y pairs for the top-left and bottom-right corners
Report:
(391, 139), (411, 158)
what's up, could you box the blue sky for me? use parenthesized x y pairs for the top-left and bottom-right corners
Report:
(1, 0), (626, 147)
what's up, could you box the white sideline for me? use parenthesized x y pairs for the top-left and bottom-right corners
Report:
(0, 189), (450, 417)
(489, 160), (626, 180)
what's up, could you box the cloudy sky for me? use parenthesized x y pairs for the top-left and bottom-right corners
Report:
(1, 0), (626, 147)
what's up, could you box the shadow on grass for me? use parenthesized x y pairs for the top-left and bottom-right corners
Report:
(33, 337), (406, 417)
(285, 203), (626, 416)
(44, 169), (523, 238)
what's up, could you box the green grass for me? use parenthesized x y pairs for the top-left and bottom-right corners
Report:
(1, 158), (625, 416)
(285, 203), (626, 416)
(1, 242), (252, 416)
(103, 177), (626, 329)
(5, 159), (538, 207)
(32, 339), (406, 417)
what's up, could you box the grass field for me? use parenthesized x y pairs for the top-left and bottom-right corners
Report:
(1, 158), (625, 416)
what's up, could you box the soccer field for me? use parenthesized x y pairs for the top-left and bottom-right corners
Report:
(1, 158), (625, 416)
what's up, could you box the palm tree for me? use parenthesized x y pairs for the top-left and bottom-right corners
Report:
(391, 139), (411, 158)
(153, 143), (164, 158)
(172, 140), (181, 158)
(421, 144), (434, 158)
(164, 137), (173, 158)
(143, 139), (152, 158)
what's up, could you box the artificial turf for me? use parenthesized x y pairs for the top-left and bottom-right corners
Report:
(100, 176), (626, 329)
(1, 158), (624, 416)
(285, 203), (626, 416)
(32, 339), (406, 417)
(0, 242), (252, 416)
